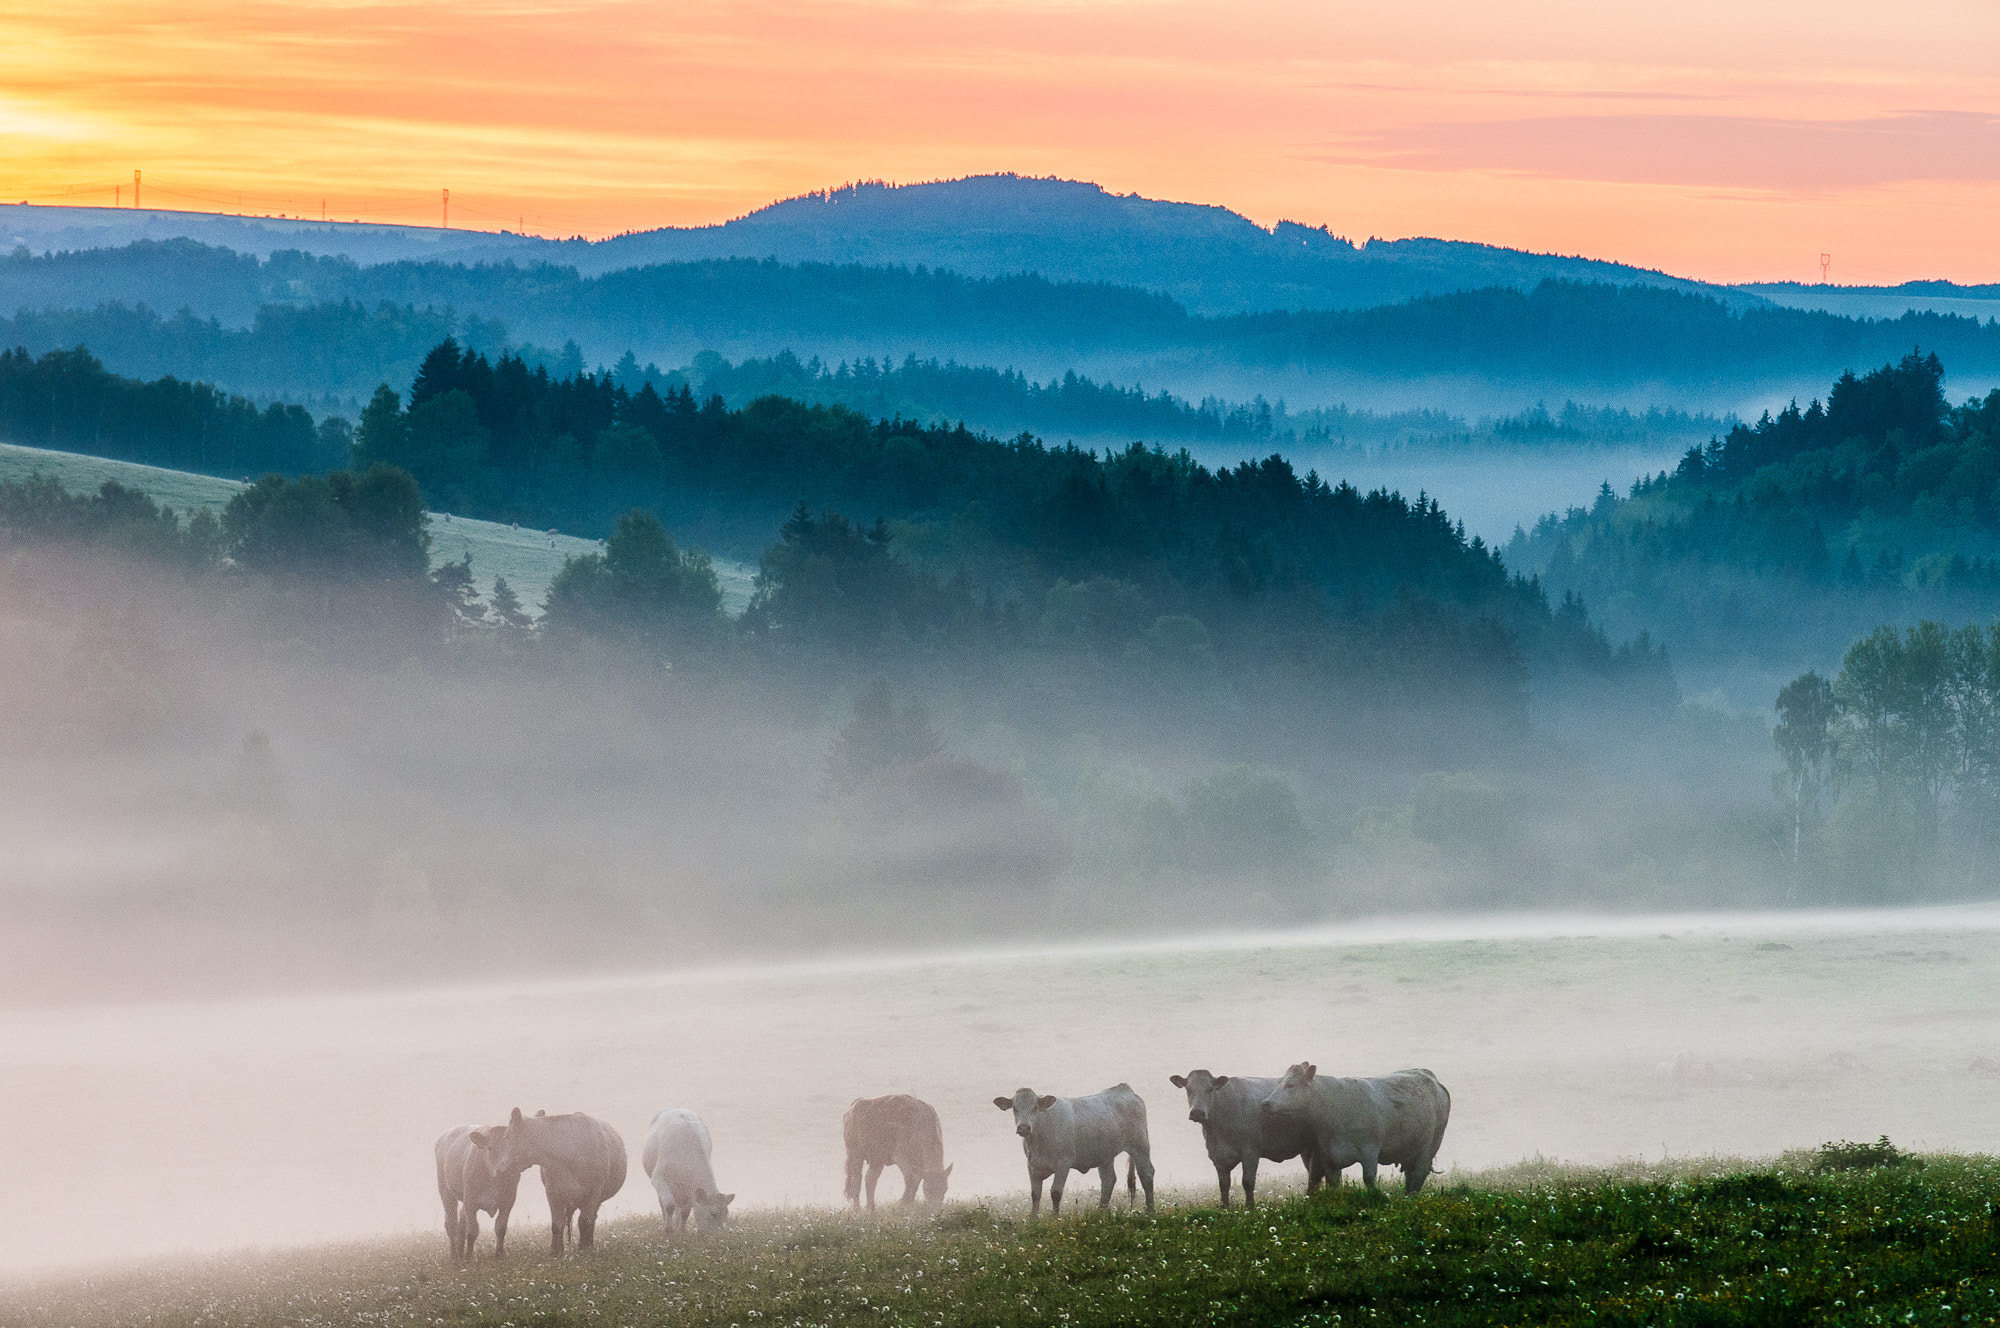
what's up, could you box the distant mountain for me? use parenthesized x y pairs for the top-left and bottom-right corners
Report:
(5, 177), (1736, 315)
(579, 175), (1744, 314)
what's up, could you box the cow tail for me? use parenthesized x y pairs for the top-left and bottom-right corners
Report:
(1126, 1159), (1137, 1194)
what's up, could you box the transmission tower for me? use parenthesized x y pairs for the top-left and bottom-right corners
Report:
(1819, 253), (1831, 283)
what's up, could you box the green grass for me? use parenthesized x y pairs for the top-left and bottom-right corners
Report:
(0, 443), (757, 614)
(10, 1159), (2000, 1327)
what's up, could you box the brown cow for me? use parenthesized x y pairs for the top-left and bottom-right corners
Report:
(843, 1094), (952, 1208)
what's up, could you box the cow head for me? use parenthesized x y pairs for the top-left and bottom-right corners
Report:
(474, 1107), (551, 1176)
(690, 1186), (735, 1232)
(921, 1162), (954, 1204)
(1260, 1062), (1317, 1116)
(994, 1088), (1058, 1139)
(1171, 1070), (1232, 1124)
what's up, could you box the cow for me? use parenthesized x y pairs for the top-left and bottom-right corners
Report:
(1170, 1070), (1325, 1208)
(641, 1107), (735, 1234)
(843, 1094), (953, 1210)
(1260, 1062), (1451, 1194)
(434, 1123), (522, 1262)
(993, 1083), (1154, 1218)
(477, 1108), (628, 1253)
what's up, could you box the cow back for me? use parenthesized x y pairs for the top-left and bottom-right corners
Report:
(847, 1094), (944, 1173)
(534, 1112), (628, 1206)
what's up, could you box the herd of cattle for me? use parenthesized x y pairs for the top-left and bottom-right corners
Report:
(434, 1061), (1452, 1262)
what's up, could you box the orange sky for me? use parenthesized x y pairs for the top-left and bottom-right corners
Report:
(1, 0), (1995, 284)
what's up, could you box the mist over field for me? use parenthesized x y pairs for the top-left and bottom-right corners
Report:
(6, 180), (2000, 1315)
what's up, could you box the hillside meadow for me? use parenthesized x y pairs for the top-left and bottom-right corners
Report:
(0, 442), (755, 612)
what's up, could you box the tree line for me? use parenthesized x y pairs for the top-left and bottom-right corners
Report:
(0, 335), (1684, 755)
(7, 240), (1998, 392)
(0, 346), (343, 476)
(1509, 353), (2000, 672)
(1775, 619), (2000, 900)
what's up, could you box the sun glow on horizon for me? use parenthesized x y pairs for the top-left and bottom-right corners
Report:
(0, 0), (1995, 284)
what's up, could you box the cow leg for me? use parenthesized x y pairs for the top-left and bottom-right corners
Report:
(549, 1205), (568, 1256)
(1134, 1151), (1156, 1214)
(578, 1202), (600, 1250)
(1028, 1172), (1044, 1220)
(1049, 1172), (1067, 1216)
(1215, 1161), (1233, 1208)
(1240, 1156), (1260, 1210)
(462, 1208), (481, 1260)
(494, 1199), (512, 1259)
(864, 1161), (884, 1211)
(444, 1198), (464, 1262)
(844, 1151), (865, 1209)
(898, 1165), (922, 1207)
(1098, 1164), (1117, 1209)
(1360, 1146), (1381, 1191)
(1404, 1159), (1430, 1195)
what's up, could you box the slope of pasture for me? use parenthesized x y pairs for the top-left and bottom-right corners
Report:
(2, 907), (1998, 1278)
(0, 443), (756, 614)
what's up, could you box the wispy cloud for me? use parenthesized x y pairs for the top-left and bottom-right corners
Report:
(1313, 111), (2000, 192)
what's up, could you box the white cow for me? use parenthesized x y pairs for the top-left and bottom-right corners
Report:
(993, 1083), (1154, 1218)
(434, 1123), (522, 1262)
(642, 1108), (735, 1234)
(476, 1108), (628, 1253)
(1170, 1070), (1324, 1208)
(1260, 1062), (1451, 1193)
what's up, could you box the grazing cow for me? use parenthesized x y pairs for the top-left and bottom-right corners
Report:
(843, 1094), (953, 1209)
(434, 1124), (522, 1262)
(993, 1083), (1154, 1218)
(641, 1108), (735, 1234)
(479, 1108), (628, 1253)
(1170, 1070), (1324, 1208)
(1260, 1062), (1451, 1193)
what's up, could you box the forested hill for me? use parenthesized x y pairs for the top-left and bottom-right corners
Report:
(1511, 353), (2000, 693)
(0, 338), (1676, 735)
(5, 244), (1997, 406)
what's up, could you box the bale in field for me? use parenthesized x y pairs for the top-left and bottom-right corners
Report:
(1260, 1062), (1450, 1194)
(434, 1123), (522, 1262)
(479, 1107), (628, 1253)
(993, 1083), (1154, 1218)
(642, 1107), (734, 1234)
(843, 1093), (953, 1209)
(1170, 1069), (1324, 1209)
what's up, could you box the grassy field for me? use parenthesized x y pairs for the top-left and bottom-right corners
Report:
(0, 443), (756, 613)
(7, 1157), (1996, 1327)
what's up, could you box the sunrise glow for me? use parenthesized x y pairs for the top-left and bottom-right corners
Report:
(0, 0), (1995, 284)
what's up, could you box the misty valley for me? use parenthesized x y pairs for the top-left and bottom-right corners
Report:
(4, 180), (2000, 1323)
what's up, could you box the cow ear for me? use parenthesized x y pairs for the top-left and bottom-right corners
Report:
(720, 1193), (735, 1205)
(469, 1130), (489, 1148)
(942, 1164), (953, 1179)
(1170, 1074), (1187, 1088)
(694, 1187), (709, 1202)
(1304, 1063), (1317, 1081)
(535, 1109), (547, 1117)
(510, 1107), (524, 1125)
(1214, 1075), (1231, 1086)
(1036, 1095), (1057, 1111)
(993, 1096), (1013, 1110)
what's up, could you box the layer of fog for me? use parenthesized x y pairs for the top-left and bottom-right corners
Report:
(4, 912), (1997, 1278)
